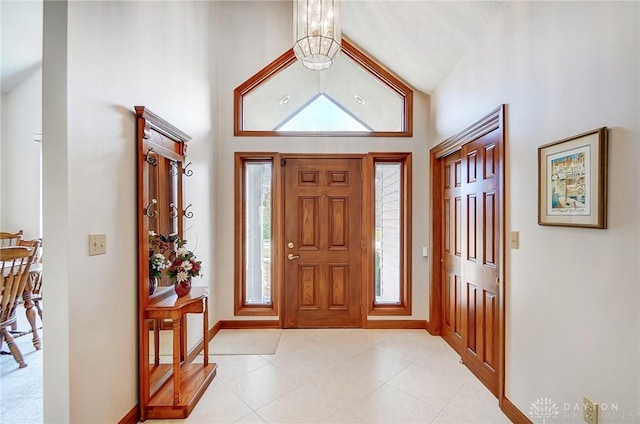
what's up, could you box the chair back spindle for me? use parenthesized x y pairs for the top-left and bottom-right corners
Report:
(16, 238), (44, 348)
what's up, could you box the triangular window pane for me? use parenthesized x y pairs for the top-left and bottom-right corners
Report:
(276, 94), (370, 132)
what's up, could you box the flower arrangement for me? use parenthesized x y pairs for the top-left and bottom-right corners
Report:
(166, 237), (202, 283)
(148, 231), (202, 284)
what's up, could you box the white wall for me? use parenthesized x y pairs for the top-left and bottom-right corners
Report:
(43, 1), (213, 422)
(1, 67), (42, 238)
(430, 1), (639, 421)
(213, 0), (432, 322)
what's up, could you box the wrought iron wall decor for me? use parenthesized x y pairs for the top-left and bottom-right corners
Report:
(145, 148), (158, 166)
(144, 198), (158, 218)
(183, 203), (193, 219)
(183, 162), (193, 177)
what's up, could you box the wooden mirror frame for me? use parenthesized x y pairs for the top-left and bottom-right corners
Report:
(135, 107), (190, 299)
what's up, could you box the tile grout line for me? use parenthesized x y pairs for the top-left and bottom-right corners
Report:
(218, 359), (306, 417)
(429, 373), (473, 423)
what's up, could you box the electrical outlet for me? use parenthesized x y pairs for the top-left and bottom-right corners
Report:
(583, 396), (598, 424)
(88, 234), (107, 256)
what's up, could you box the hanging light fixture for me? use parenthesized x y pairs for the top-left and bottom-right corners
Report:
(293, 0), (341, 71)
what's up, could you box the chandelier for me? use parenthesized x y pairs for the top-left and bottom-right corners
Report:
(293, 0), (341, 71)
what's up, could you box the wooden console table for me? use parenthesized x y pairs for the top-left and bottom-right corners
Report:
(143, 286), (217, 420)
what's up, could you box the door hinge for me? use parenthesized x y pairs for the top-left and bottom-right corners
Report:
(280, 159), (287, 166)
(496, 277), (501, 286)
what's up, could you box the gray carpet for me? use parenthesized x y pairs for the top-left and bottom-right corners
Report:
(0, 314), (43, 424)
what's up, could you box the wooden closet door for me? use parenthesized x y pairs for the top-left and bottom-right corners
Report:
(460, 129), (501, 396)
(441, 151), (464, 354)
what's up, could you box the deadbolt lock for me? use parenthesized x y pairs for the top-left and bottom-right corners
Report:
(287, 242), (294, 249)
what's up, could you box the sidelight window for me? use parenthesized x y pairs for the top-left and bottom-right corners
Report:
(244, 162), (272, 304)
(375, 162), (401, 304)
(369, 153), (412, 315)
(234, 153), (277, 315)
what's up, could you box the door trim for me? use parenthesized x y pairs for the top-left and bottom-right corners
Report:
(429, 105), (506, 402)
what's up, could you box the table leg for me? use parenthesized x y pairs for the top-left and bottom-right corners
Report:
(203, 297), (208, 366)
(153, 319), (160, 366)
(172, 317), (181, 405)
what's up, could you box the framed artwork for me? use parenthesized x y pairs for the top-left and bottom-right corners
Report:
(538, 127), (608, 228)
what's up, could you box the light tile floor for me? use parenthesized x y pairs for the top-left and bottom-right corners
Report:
(0, 326), (512, 424)
(164, 329), (511, 424)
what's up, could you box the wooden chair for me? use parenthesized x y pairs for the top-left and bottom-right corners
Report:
(0, 230), (23, 247)
(1, 231), (25, 333)
(1, 243), (40, 368)
(17, 239), (43, 349)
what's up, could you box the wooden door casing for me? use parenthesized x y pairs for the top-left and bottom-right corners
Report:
(283, 157), (363, 328)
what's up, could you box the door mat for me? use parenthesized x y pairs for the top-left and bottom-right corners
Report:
(209, 329), (282, 355)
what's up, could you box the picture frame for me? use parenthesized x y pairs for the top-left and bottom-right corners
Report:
(538, 127), (608, 228)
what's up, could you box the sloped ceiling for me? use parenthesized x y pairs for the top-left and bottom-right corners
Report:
(0, 0), (511, 95)
(0, 0), (43, 92)
(342, 0), (511, 94)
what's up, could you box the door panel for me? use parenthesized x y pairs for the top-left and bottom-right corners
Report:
(300, 197), (319, 248)
(329, 265), (349, 309)
(298, 265), (319, 309)
(328, 197), (348, 249)
(284, 158), (362, 328)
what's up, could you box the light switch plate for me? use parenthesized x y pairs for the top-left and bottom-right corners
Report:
(88, 234), (107, 256)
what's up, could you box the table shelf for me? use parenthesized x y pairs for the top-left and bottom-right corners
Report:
(141, 287), (214, 420)
(146, 363), (217, 419)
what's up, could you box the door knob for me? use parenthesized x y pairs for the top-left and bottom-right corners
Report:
(288, 253), (300, 260)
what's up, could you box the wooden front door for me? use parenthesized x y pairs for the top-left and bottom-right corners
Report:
(283, 157), (363, 328)
(433, 106), (505, 398)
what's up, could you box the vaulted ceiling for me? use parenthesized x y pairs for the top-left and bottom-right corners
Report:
(342, 0), (511, 93)
(1, 0), (43, 92)
(0, 0), (511, 94)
